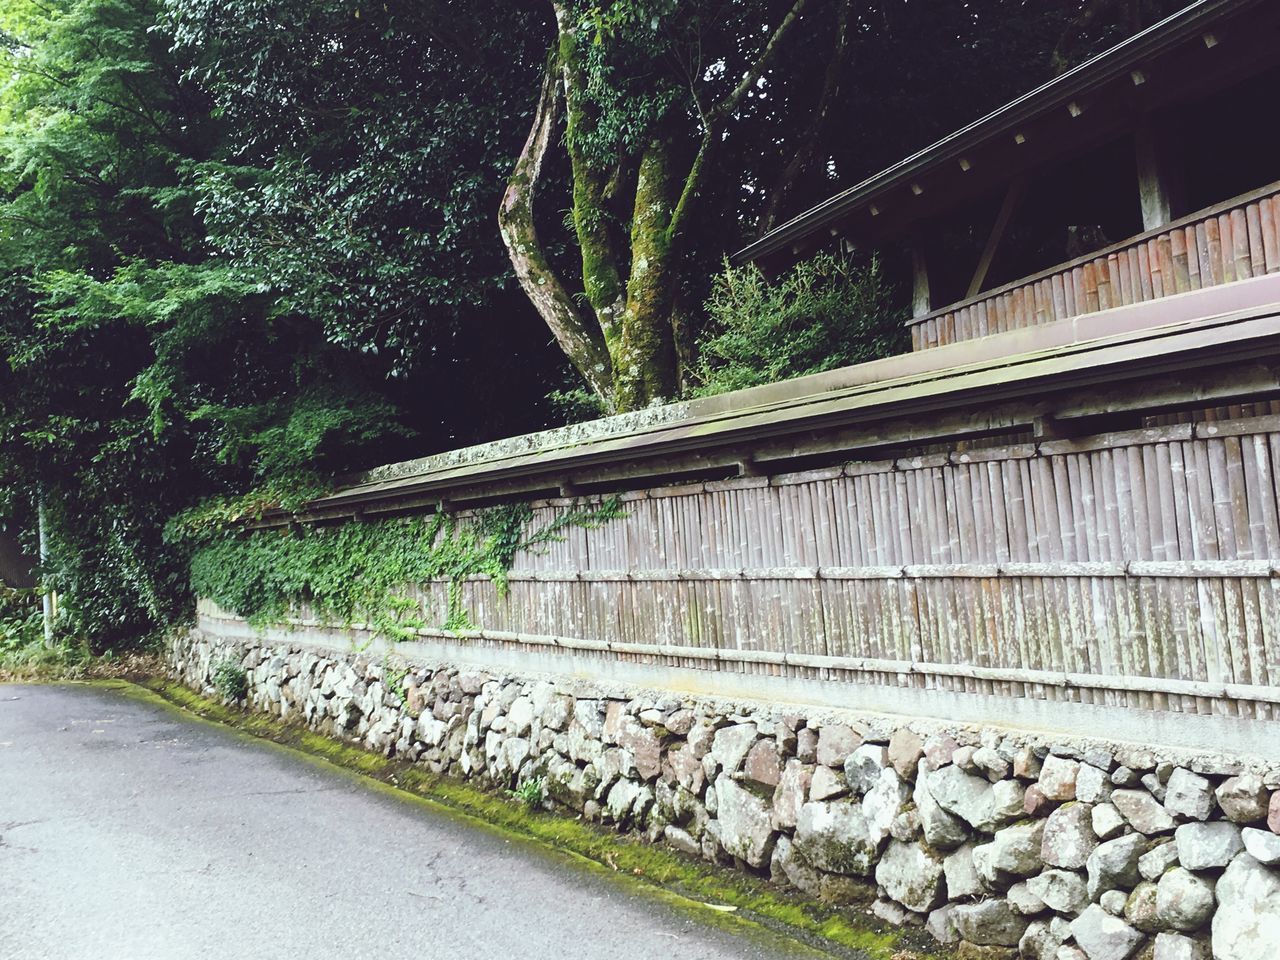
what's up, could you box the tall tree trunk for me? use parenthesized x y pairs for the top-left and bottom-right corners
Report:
(614, 137), (681, 409)
(557, 3), (627, 352)
(499, 52), (614, 403)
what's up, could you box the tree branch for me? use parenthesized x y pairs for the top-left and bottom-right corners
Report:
(758, 0), (852, 236)
(499, 50), (614, 404)
(707, 0), (812, 126)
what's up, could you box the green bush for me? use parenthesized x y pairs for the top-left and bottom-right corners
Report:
(689, 253), (908, 397)
(211, 658), (248, 701)
(0, 588), (44, 654)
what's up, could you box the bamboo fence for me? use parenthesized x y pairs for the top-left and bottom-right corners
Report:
(284, 411), (1280, 723)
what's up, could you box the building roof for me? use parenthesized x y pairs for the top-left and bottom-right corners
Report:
(732, 0), (1278, 271)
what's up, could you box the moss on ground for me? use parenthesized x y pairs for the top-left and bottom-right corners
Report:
(110, 677), (943, 960)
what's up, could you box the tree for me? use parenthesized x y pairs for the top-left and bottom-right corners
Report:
(0, 0), (406, 645)
(500, 0), (820, 412)
(162, 0), (570, 444)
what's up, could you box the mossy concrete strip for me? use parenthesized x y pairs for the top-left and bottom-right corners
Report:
(103, 677), (944, 960)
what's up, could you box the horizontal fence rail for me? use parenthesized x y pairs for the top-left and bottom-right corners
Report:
(910, 181), (1280, 350)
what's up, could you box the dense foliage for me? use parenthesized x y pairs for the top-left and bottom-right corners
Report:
(691, 255), (906, 397)
(190, 499), (624, 640)
(0, 0), (410, 647)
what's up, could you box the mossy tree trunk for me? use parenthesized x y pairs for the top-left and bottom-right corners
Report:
(500, 0), (811, 413)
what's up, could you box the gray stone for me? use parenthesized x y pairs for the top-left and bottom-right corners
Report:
(1212, 854), (1280, 960)
(1086, 833), (1148, 900)
(742, 738), (783, 788)
(1093, 803), (1127, 841)
(1015, 746), (1044, 780)
(1242, 827), (1280, 866)
(714, 776), (775, 868)
(1124, 880), (1161, 933)
(667, 746), (705, 794)
(890, 806), (921, 843)
(1112, 767), (1141, 788)
(1077, 764), (1114, 804)
(925, 904), (961, 945)
(974, 821), (1045, 886)
(875, 840), (945, 913)
(1155, 867), (1215, 932)
(506, 696), (534, 736)
(1100, 889), (1129, 916)
(664, 824), (702, 857)
(923, 733), (959, 769)
(944, 843), (984, 900)
(861, 766), (910, 845)
(1028, 869), (1090, 916)
(793, 799), (879, 876)
(772, 759), (811, 830)
(1020, 918), (1067, 960)
(616, 717), (662, 780)
(1142, 773), (1168, 803)
(809, 764), (848, 801)
(1217, 775), (1270, 825)
(973, 746), (1011, 782)
(1175, 821), (1243, 871)
(1070, 904), (1146, 960)
(710, 723), (758, 775)
(870, 897), (921, 927)
(816, 723), (862, 767)
(605, 779), (648, 823)
(951, 899), (1029, 947)
(687, 718), (718, 759)
(1139, 840), (1180, 880)
(1164, 769), (1214, 822)
(1040, 756), (1081, 802)
(924, 764), (991, 828)
(1113, 789), (1177, 835)
(1084, 748), (1115, 772)
(915, 768), (969, 850)
(1008, 880), (1047, 916)
(844, 743), (889, 795)
(1043, 803), (1101, 870)
(663, 708), (695, 736)
(1152, 932), (1210, 960)
(1058, 946), (1088, 960)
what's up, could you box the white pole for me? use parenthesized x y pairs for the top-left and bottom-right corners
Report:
(38, 497), (53, 644)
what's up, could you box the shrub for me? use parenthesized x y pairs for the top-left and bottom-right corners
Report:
(689, 253), (908, 397)
(212, 657), (248, 701)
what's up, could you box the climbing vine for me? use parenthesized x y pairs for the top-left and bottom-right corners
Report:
(189, 498), (625, 641)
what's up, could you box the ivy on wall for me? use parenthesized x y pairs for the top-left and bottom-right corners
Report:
(189, 499), (624, 640)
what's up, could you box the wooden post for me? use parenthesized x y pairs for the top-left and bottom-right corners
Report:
(967, 177), (1026, 299)
(1135, 119), (1181, 231)
(911, 240), (932, 319)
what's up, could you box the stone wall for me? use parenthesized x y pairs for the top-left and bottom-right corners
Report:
(171, 629), (1280, 960)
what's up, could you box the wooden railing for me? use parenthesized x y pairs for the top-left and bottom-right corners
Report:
(910, 180), (1280, 351)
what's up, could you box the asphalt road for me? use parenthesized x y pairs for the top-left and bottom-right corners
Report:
(0, 683), (831, 960)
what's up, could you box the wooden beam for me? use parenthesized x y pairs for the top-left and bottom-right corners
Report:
(967, 176), (1026, 299)
(911, 241), (932, 319)
(1135, 118), (1179, 230)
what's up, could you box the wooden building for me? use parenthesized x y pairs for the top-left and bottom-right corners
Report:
(734, 0), (1280, 355)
